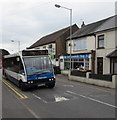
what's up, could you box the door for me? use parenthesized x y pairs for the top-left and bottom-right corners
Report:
(97, 57), (103, 74)
(114, 62), (117, 74)
(111, 58), (117, 74)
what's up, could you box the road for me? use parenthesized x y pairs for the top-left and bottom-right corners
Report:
(0, 69), (117, 119)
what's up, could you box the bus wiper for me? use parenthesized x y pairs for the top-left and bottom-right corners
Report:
(35, 71), (50, 75)
(28, 72), (50, 76)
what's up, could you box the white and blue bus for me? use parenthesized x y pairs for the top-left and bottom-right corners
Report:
(3, 50), (55, 90)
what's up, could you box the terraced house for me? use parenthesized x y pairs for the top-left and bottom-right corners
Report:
(61, 15), (117, 75)
(28, 15), (117, 75)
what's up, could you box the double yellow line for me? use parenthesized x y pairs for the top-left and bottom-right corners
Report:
(0, 78), (28, 99)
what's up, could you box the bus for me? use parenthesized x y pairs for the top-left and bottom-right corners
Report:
(3, 50), (55, 90)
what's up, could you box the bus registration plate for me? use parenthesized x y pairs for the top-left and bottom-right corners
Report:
(38, 84), (45, 87)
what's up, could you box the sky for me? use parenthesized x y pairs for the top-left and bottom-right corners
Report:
(0, 0), (116, 54)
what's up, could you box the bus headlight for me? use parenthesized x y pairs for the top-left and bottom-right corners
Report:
(49, 78), (54, 81)
(31, 81), (33, 83)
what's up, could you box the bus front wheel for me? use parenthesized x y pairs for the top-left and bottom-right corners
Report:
(4, 73), (8, 80)
(19, 81), (26, 91)
(46, 82), (55, 88)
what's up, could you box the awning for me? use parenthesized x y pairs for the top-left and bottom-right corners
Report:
(106, 49), (117, 58)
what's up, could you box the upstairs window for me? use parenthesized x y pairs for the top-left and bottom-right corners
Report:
(98, 35), (104, 49)
(73, 38), (86, 51)
(66, 41), (69, 53)
(48, 44), (52, 48)
(43, 46), (46, 49)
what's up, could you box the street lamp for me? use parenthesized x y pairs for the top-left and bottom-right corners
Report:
(11, 40), (20, 52)
(55, 4), (72, 70)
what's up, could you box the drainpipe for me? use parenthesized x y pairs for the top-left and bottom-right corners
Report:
(93, 33), (96, 50)
(91, 33), (96, 74)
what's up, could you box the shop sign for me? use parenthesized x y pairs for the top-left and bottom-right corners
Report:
(48, 55), (55, 59)
(63, 54), (89, 59)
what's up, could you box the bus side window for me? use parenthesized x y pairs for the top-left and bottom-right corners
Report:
(4, 58), (12, 70)
(18, 57), (25, 75)
(8, 57), (24, 74)
(19, 63), (24, 74)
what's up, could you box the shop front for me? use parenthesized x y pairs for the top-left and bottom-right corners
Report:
(60, 54), (91, 71)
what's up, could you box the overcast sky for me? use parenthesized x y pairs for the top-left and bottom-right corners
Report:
(0, 0), (116, 53)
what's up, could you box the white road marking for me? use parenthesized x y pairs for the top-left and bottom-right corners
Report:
(33, 94), (70, 103)
(19, 100), (40, 118)
(67, 91), (117, 109)
(63, 85), (74, 87)
(54, 95), (69, 102)
(33, 94), (48, 103)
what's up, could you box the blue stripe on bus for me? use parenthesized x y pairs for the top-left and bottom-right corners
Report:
(27, 73), (54, 81)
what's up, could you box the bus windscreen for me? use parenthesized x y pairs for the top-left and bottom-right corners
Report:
(23, 56), (53, 75)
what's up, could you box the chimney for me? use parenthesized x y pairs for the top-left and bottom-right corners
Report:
(81, 21), (85, 28)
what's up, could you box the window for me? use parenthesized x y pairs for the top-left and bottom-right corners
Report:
(24, 56), (52, 75)
(48, 44), (55, 53)
(64, 58), (90, 70)
(66, 42), (68, 53)
(4, 57), (24, 74)
(48, 44), (52, 48)
(73, 39), (86, 51)
(43, 46), (46, 49)
(98, 35), (104, 49)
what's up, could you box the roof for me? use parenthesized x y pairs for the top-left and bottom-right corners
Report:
(67, 15), (117, 40)
(107, 49), (117, 58)
(28, 24), (78, 49)
(95, 15), (117, 33)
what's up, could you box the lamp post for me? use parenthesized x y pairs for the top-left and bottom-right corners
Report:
(11, 40), (20, 52)
(55, 4), (72, 70)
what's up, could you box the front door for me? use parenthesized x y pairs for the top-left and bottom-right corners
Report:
(97, 57), (103, 74)
(114, 62), (117, 74)
(111, 58), (117, 74)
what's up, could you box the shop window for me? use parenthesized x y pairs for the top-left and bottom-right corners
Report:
(64, 58), (89, 70)
(85, 62), (89, 70)
(98, 35), (104, 49)
(64, 59), (70, 70)
(85, 58), (89, 61)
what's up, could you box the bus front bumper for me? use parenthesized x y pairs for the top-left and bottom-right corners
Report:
(23, 78), (55, 88)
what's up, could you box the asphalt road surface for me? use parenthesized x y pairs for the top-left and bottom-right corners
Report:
(0, 69), (117, 119)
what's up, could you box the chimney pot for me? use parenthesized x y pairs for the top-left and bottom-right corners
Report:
(81, 21), (85, 27)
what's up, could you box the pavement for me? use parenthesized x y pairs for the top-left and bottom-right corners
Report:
(0, 69), (2, 119)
